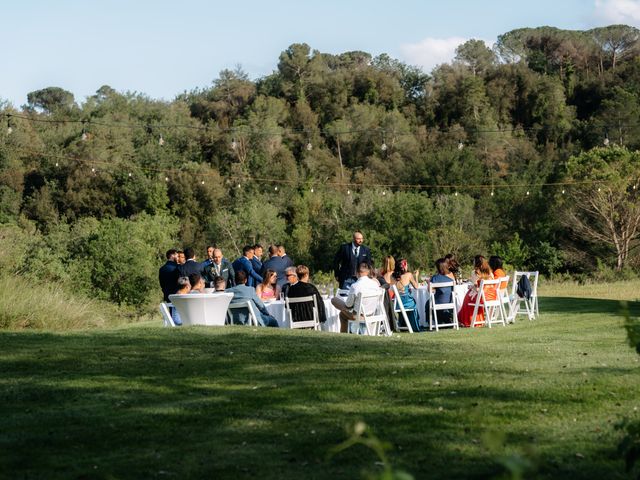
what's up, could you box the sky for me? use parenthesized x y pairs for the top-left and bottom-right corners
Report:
(2, 0), (640, 107)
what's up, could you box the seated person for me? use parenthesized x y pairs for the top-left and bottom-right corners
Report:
(171, 276), (191, 326)
(188, 273), (206, 293)
(280, 266), (297, 298)
(213, 275), (227, 292)
(256, 269), (280, 301)
(331, 263), (382, 333)
(428, 258), (455, 326)
(444, 253), (461, 283)
(285, 265), (327, 324)
(489, 255), (508, 290)
(458, 255), (495, 327)
(226, 271), (279, 327)
(392, 258), (421, 332)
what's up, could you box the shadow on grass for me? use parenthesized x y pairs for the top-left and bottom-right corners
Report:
(0, 326), (634, 480)
(540, 296), (640, 317)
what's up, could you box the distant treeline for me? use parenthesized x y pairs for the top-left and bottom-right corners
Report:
(1, 25), (640, 308)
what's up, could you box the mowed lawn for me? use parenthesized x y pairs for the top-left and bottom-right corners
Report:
(1, 284), (639, 479)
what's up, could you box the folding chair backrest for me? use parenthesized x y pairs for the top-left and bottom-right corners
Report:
(391, 284), (414, 333)
(285, 295), (319, 329)
(352, 289), (388, 335)
(227, 301), (259, 326)
(428, 280), (458, 331)
(159, 302), (176, 327)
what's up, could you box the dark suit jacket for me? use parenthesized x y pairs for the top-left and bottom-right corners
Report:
(333, 243), (373, 288)
(158, 261), (179, 302)
(232, 256), (263, 287)
(261, 256), (289, 287)
(286, 281), (327, 323)
(203, 258), (235, 288)
(177, 259), (204, 278)
(251, 257), (263, 276)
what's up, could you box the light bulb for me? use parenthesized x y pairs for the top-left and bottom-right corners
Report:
(81, 132), (88, 141)
(306, 142), (312, 151)
(454, 191), (458, 197)
(458, 141), (464, 150)
(7, 126), (12, 135)
(310, 188), (314, 193)
(561, 189), (565, 194)
(128, 172), (132, 177)
(159, 135), (165, 146)
(91, 167), (96, 173)
(231, 139), (237, 150)
(597, 187), (601, 192)
(382, 191), (386, 196)
(604, 137), (610, 146)
(526, 191), (530, 196)
(165, 177), (169, 182)
(237, 183), (241, 188)
(201, 180), (205, 185)
(55, 162), (59, 167)
(347, 189), (351, 195)
(274, 186), (278, 191)
(490, 190), (494, 196)
(381, 142), (387, 151)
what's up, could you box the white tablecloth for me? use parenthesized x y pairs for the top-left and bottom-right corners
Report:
(169, 293), (234, 326)
(415, 284), (470, 325)
(265, 298), (341, 332)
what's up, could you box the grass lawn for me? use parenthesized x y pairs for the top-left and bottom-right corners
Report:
(1, 284), (639, 479)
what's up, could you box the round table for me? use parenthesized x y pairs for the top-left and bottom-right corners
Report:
(265, 298), (341, 332)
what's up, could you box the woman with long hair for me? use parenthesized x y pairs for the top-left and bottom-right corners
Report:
(393, 258), (421, 332)
(444, 253), (461, 283)
(256, 269), (279, 301)
(457, 255), (495, 327)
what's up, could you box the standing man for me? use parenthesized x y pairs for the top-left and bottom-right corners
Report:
(232, 245), (263, 288)
(262, 244), (288, 288)
(202, 245), (216, 269)
(159, 249), (179, 303)
(203, 248), (235, 288)
(333, 231), (373, 289)
(178, 247), (204, 278)
(251, 244), (264, 275)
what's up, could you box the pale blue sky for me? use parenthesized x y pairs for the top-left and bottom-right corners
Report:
(1, 0), (638, 106)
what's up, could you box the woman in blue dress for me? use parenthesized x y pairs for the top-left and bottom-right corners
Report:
(393, 258), (421, 332)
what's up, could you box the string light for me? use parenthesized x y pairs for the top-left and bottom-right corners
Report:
(231, 138), (237, 150)
(91, 167), (96, 173)
(347, 189), (351, 195)
(490, 190), (494, 196)
(382, 191), (386, 196)
(306, 141), (313, 151)
(457, 141), (464, 150)
(128, 172), (132, 177)
(274, 186), (278, 191)
(454, 191), (458, 196)
(597, 187), (601, 192)
(381, 130), (387, 151)
(201, 180), (205, 185)
(237, 183), (241, 188)
(604, 136), (610, 146)
(526, 190), (530, 196)
(561, 189), (565, 194)
(165, 176), (169, 182)
(158, 135), (165, 146)
(55, 162), (59, 167)
(310, 187), (314, 193)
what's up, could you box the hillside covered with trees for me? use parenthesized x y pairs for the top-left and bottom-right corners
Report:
(1, 24), (640, 310)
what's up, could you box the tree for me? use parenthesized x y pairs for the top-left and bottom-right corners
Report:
(455, 39), (496, 76)
(26, 87), (76, 113)
(562, 147), (640, 270)
(591, 25), (640, 70)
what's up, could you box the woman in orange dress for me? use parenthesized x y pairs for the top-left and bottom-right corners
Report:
(489, 255), (508, 291)
(457, 255), (495, 327)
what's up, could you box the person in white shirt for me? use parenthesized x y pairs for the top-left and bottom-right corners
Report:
(331, 262), (381, 333)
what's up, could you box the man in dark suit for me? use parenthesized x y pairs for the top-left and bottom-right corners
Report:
(232, 245), (263, 288)
(227, 271), (278, 327)
(333, 231), (373, 289)
(158, 249), (179, 302)
(285, 265), (327, 324)
(201, 245), (215, 269)
(203, 248), (235, 288)
(262, 244), (289, 288)
(251, 243), (263, 275)
(277, 244), (294, 269)
(178, 247), (204, 278)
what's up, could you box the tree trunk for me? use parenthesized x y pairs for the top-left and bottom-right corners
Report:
(336, 137), (345, 182)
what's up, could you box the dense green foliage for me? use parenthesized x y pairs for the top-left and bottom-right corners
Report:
(2, 24), (640, 309)
(1, 290), (639, 478)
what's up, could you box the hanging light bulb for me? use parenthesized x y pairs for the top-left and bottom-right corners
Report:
(382, 191), (386, 196)
(165, 176), (169, 182)
(7, 125), (12, 135)
(490, 190), (494, 197)
(201, 180), (205, 185)
(457, 141), (464, 150)
(81, 131), (88, 141)
(158, 135), (165, 146)
(454, 191), (458, 196)
(561, 189), (565, 194)
(231, 138), (237, 150)
(306, 141), (313, 151)
(381, 141), (387, 151)
(91, 167), (96, 173)
(55, 162), (59, 167)
(526, 190), (530, 196)
(128, 172), (132, 177)
(310, 187), (314, 193)
(597, 186), (601, 192)
(237, 183), (241, 188)
(274, 186), (278, 191)
(604, 136), (610, 146)
(347, 189), (351, 195)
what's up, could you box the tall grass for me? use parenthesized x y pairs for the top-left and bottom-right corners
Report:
(0, 275), (121, 330)
(539, 278), (640, 301)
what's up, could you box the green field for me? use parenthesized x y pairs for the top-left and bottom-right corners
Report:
(1, 284), (639, 479)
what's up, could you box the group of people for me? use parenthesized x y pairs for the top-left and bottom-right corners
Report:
(158, 231), (510, 332)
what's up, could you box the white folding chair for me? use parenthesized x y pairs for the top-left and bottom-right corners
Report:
(285, 295), (320, 330)
(226, 301), (259, 326)
(428, 281), (459, 331)
(468, 279), (505, 328)
(496, 275), (513, 323)
(391, 284), (417, 333)
(159, 302), (176, 327)
(510, 271), (539, 321)
(349, 290), (388, 336)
